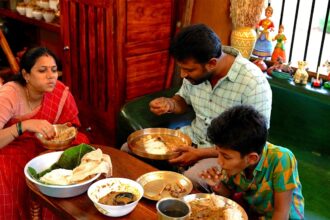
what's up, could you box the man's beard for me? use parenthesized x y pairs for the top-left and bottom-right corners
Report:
(186, 71), (213, 85)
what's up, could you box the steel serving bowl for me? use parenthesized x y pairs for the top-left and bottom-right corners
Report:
(24, 151), (101, 198)
(35, 124), (77, 150)
(127, 128), (192, 160)
(87, 178), (144, 217)
(182, 193), (248, 220)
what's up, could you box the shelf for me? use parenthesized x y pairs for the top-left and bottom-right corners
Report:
(0, 8), (60, 33)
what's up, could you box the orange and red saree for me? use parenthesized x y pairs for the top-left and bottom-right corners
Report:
(0, 81), (89, 219)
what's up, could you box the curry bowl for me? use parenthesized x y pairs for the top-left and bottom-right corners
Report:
(127, 128), (192, 160)
(35, 124), (77, 150)
(88, 178), (144, 217)
(24, 151), (101, 198)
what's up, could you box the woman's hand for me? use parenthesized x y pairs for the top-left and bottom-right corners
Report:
(23, 119), (56, 139)
(168, 145), (200, 166)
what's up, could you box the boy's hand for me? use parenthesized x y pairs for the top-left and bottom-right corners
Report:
(200, 167), (230, 195)
(199, 166), (223, 186)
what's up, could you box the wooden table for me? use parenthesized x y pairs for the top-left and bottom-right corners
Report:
(26, 146), (159, 219)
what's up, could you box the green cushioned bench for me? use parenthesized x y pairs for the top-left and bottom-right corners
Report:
(117, 77), (330, 219)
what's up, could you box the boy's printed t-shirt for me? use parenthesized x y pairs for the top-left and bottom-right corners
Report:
(223, 143), (304, 219)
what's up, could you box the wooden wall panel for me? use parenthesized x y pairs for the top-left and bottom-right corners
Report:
(61, 0), (117, 145)
(125, 51), (169, 100)
(190, 0), (232, 45)
(39, 30), (62, 62)
(126, 0), (172, 43)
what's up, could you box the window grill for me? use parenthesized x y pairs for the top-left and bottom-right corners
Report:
(270, 0), (329, 72)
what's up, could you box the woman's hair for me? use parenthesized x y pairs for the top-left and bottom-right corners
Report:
(207, 105), (268, 157)
(9, 47), (58, 85)
(169, 24), (222, 64)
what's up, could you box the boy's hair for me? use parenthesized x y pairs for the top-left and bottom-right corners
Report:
(169, 24), (222, 64)
(207, 105), (268, 156)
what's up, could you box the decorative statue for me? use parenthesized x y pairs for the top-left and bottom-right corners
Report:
(271, 24), (287, 63)
(311, 66), (323, 88)
(322, 60), (330, 89)
(267, 57), (293, 77)
(293, 61), (309, 85)
(322, 60), (330, 81)
(252, 6), (275, 59)
(253, 58), (268, 72)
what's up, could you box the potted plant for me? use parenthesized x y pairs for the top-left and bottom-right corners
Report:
(230, 0), (265, 58)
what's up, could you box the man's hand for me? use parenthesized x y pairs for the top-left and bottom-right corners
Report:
(149, 97), (174, 115)
(168, 145), (200, 166)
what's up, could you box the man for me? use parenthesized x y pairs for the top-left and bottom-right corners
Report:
(149, 24), (272, 188)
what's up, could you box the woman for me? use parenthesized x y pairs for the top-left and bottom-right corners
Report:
(252, 6), (275, 59)
(0, 47), (89, 219)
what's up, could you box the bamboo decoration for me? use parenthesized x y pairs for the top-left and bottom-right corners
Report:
(229, 0), (265, 58)
(0, 29), (19, 74)
(230, 0), (265, 29)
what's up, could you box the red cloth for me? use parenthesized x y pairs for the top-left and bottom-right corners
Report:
(0, 81), (89, 220)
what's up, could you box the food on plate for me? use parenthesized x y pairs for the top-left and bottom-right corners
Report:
(51, 126), (76, 141)
(188, 194), (243, 220)
(28, 144), (112, 185)
(134, 134), (186, 155)
(161, 182), (187, 198)
(40, 168), (72, 185)
(98, 191), (137, 205)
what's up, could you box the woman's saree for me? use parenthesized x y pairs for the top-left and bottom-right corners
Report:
(0, 81), (89, 219)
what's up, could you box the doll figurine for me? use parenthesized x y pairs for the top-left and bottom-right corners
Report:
(252, 6), (275, 59)
(293, 61), (309, 85)
(271, 25), (287, 63)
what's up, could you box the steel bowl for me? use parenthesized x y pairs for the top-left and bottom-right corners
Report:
(127, 128), (192, 160)
(35, 124), (77, 150)
(182, 193), (248, 220)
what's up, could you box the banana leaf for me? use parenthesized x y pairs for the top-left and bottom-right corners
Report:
(28, 143), (94, 180)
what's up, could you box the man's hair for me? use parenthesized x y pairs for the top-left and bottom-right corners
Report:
(207, 105), (268, 156)
(169, 24), (222, 63)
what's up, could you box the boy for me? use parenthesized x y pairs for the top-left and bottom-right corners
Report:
(201, 105), (304, 219)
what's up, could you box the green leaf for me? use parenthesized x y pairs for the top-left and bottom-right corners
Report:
(37, 144), (94, 178)
(56, 143), (94, 169)
(28, 167), (39, 180)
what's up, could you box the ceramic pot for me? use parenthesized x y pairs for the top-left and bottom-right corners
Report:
(231, 27), (257, 59)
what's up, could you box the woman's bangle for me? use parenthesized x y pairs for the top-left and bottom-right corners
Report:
(16, 121), (23, 136)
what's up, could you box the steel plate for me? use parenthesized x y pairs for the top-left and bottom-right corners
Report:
(183, 193), (248, 219)
(127, 128), (192, 160)
(136, 171), (193, 201)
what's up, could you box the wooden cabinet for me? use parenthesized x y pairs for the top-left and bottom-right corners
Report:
(60, 0), (177, 145)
